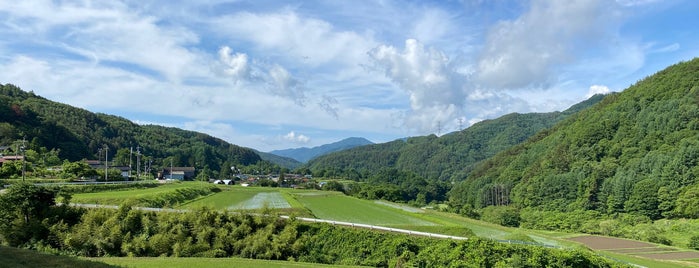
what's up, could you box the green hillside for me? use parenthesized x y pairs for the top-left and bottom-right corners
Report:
(307, 94), (605, 181)
(450, 58), (699, 220)
(0, 84), (262, 173)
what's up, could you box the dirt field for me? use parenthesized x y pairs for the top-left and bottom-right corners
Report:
(568, 235), (699, 261)
(568, 235), (656, 250)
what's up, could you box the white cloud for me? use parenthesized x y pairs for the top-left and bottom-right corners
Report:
(215, 11), (376, 67)
(476, 0), (617, 89)
(369, 39), (466, 132)
(217, 46), (249, 80)
(283, 131), (310, 144)
(586, 85), (612, 98)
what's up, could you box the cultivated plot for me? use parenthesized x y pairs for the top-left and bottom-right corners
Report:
(228, 192), (291, 210)
(295, 192), (436, 226)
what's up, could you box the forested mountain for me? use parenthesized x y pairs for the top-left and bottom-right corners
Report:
(307, 94), (606, 181)
(449, 58), (699, 220)
(270, 137), (373, 163)
(0, 84), (263, 173)
(256, 150), (302, 170)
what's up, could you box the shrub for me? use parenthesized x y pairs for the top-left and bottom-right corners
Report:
(481, 205), (520, 227)
(689, 235), (699, 250)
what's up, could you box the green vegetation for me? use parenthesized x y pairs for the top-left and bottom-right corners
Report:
(0, 246), (117, 268)
(92, 257), (363, 268)
(295, 192), (437, 226)
(306, 94), (604, 183)
(70, 182), (218, 207)
(448, 58), (699, 246)
(0, 183), (626, 267)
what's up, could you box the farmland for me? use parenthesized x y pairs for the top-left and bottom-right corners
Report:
(62, 182), (699, 267)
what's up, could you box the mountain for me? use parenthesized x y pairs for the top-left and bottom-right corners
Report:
(306, 94), (606, 181)
(269, 137), (374, 163)
(449, 58), (699, 220)
(255, 150), (303, 170)
(0, 84), (263, 174)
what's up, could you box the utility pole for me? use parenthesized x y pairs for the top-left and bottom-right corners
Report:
(136, 146), (141, 180)
(104, 146), (109, 182)
(21, 137), (26, 182)
(129, 147), (133, 178)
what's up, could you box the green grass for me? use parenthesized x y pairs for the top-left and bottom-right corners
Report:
(179, 187), (262, 209)
(293, 191), (437, 226)
(0, 246), (117, 268)
(597, 250), (696, 268)
(70, 182), (208, 205)
(91, 257), (365, 268)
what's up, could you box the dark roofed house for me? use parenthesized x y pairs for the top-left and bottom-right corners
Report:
(159, 167), (196, 180)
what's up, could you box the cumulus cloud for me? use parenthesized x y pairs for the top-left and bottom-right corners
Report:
(369, 39), (466, 132)
(283, 131), (310, 144)
(216, 46), (305, 105)
(217, 46), (249, 80)
(476, 0), (614, 89)
(267, 64), (305, 105)
(586, 85), (611, 98)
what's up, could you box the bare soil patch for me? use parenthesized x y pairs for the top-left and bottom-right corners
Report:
(568, 235), (656, 250)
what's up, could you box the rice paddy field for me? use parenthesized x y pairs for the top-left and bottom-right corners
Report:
(69, 182), (205, 205)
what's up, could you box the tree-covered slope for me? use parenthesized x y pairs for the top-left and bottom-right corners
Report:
(270, 137), (374, 163)
(307, 94), (605, 181)
(0, 84), (262, 171)
(256, 150), (303, 170)
(450, 58), (699, 219)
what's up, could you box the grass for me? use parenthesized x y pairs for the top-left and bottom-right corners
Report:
(597, 250), (697, 268)
(293, 191), (437, 226)
(0, 246), (118, 268)
(179, 186), (262, 209)
(70, 182), (207, 205)
(91, 257), (365, 268)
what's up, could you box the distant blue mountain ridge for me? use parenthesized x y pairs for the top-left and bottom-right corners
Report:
(269, 137), (373, 163)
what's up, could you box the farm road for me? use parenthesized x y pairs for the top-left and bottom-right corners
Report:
(70, 203), (468, 241)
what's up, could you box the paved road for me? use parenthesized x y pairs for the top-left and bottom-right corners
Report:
(70, 203), (468, 241)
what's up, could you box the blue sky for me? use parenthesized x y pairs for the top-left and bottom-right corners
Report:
(0, 0), (697, 152)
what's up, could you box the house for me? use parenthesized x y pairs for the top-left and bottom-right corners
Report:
(159, 167), (196, 180)
(0, 155), (24, 165)
(213, 179), (234, 185)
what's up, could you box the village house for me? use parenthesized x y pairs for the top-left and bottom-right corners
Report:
(158, 167), (196, 180)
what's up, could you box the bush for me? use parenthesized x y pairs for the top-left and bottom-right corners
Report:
(689, 235), (699, 250)
(481, 205), (520, 227)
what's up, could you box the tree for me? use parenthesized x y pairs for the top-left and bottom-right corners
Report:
(61, 160), (98, 179)
(0, 183), (58, 246)
(624, 179), (660, 219)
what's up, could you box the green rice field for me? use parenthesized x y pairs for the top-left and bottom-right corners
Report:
(70, 182), (206, 205)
